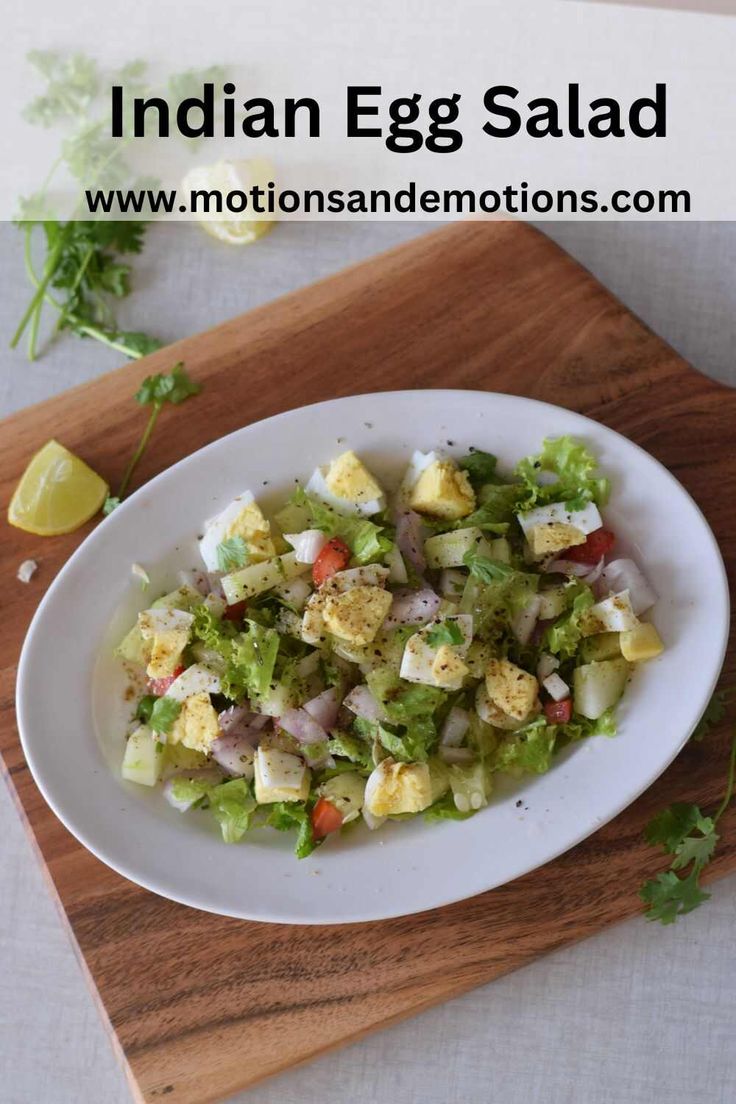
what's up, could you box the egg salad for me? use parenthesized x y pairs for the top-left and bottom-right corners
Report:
(115, 438), (663, 858)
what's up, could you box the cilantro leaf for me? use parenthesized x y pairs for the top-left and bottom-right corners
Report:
(640, 870), (711, 925)
(426, 620), (464, 648)
(135, 362), (201, 407)
(692, 688), (733, 742)
(458, 449), (497, 487)
(103, 495), (121, 515)
(216, 536), (248, 572)
(135, 694), (157, 725)
(463, 551), (516, 583)
(148, 696), (182, 735)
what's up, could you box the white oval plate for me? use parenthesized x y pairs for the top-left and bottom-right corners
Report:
(17, 391), (729, 924)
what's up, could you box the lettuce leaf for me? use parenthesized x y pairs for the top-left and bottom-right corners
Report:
(544, 582), (594, 659)
(292, 488), (393, 565)
(169, 775), (213, 807)
(209, 778), (257, 843)
(424, 791), (476, 822)
(266, 801), (317, 858)
(458, 449), (497, 488)
(191, 605), (280, 701)
(459, 569), (539, 640)
(327, 730), (373, 770)
(516, 435), (610, 512)
(494, 717), (558, 774)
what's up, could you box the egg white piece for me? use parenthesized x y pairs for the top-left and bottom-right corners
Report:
(516, 500), (602, 538)
(305, 466), (385, 517)
(165, 663), (222, 702)
(198, 491), (256, 572)
(398, 449), (441, 498)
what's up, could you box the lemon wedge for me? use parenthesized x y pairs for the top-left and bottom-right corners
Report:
(180, 158), (275, 245)
(8, 439), (108, 536)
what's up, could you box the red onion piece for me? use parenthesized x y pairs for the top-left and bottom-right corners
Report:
(163, 769), (222, 812)
(211, 735), (256, 778)
(344, 684), (387, 723)
(382, 586), (441, 630)
(511, 595), (542, 645)
(178, 568), (210, 595)
(584, 557), (606, 586)
(218, 705), (254, 733)
(546, 558), (592, 578)
(439, 746), (476, 764)
(303, 687), (341, 730)
(598, 558), (657, 614)
(440, 706), (470, 746)
(395, 509), (426, 573)
(279, 707), (328, 745)
(284, 529), (328, 564)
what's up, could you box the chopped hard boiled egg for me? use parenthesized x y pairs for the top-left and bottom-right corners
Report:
(364, 758), (433, 816)
(400, 613), (473, 689)
(581, 590), (639, 636)
(306, 450), (386, 516)
(301, 565), (390, 645)
(165, 663), (222, 702)
(528, 522), (586, 557)
(516, 500), (602, 538)
(485, 658), (539, 721)
(409, 457), (475, 520)
(199, 491), (276, 572)
(322, 585), (393, 645)
(254, 746), (310, 803)
(168, 692), (221, 754)
(619, 622), (664, 661)
(138, 607), (194, 678)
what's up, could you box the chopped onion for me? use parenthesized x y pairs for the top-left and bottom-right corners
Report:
(344, 684), (387, 723)
(16, 559), (38, 584)
(598, 558), (657, 615)
(395, 509), (426, 573)
(537, 653), (560, 681)
(303, 687), (341, 730)
(386, 545), (409, 585)
(546, 558), (592, 578)
(542, 673), (570, 701)
(584, 557), (606, 586)
(284, 529), (328, 564)
(178, 568), (210, 595)
(439, 746), (476, 764)
(166, 664), (221, 702)
(296, 651), (321, 678)
(273, 575), (312, 611)
(163, 769), (222, 812)
(203, 592), (226, 617)
(382, 586), (441, 630)
(279, 707), (327, 745)
(218, 705), (253, 733)
(511, 595), (541, 645)
(440, 706), (470, 746)
(211, 735), (256, 778)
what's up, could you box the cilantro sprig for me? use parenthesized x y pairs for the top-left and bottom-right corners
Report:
(217, 537), (248, 572)
(426, 620), (464, 648)
(148, 696), (182, 735)
(462, 551), (516, 583)
(104, 362), (201, 513)
(640, 719), (736, 925)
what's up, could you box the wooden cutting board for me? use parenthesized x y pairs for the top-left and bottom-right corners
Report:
(1, 222), (734, 1104)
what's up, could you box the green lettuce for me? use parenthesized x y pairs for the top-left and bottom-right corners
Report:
(327, 731), (373, 770)
(544, 582), (594, 659)
(209, 778), (257, 843)
(516, 435), (610, 512)
(169, 775), (213, 808)
(266, 801), (317, 858)
(459, 569), (539, 640)
(494, 717), (558, 774)
(458, 449), (497, 488)
(424, 792), (476, 822)
(190, 605), (280, 701)
(292, 488), (393, 565)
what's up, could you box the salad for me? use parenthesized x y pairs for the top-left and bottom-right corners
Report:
(116, 437), (664, 858)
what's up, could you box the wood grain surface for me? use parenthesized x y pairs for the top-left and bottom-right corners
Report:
(1, 221), (734, 1104)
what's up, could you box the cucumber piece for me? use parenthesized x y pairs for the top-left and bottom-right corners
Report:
(273, 501), (311, 533)
(319, 771), (366, 822)
(114, 584), (203, 665)
(222, 552), (309, 604)
(121, 726), (163, 786)
(488, 537), (511, 564)
(580, 632), (622, 663)
(448, 761), (490, 813)
(573, 658), (630, 720)
(537, 584), (568, 620)
(425, 527), (491, 569)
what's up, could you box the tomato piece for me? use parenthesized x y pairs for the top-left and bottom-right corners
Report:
(311, 797), (344, 840)
(223, 599), (248, 622)
(147, 665), (185, 696)
(564, 527), (615, 565)
(544, 698), (573, 725)
(312, 537), (351, 587)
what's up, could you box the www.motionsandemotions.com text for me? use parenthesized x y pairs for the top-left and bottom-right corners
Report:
(85, 179), (692, 217)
